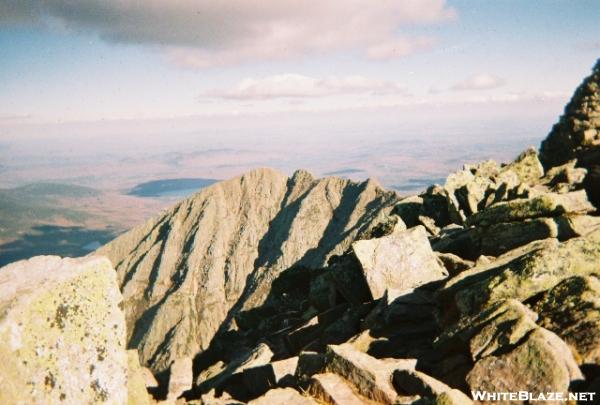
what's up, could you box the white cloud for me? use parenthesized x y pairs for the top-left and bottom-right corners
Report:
(366, 37), (435, 60)
(204, 74), (407, 100)
(1, 0), (456, 67)
(452, 73), (505, 91)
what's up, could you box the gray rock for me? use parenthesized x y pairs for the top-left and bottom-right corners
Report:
(503, 147), (544, 184)
(466, 328), (583, 404)
(532, 275), (600, 366)
(441, 230), (600, 318)
(436, 253), (474, 277)
(295, 351), (326, 384)
(0, 256), (128, 405)
(352, 226), (448, 301)
(468, 190), (595, 227)
(324, 343), (416, 404)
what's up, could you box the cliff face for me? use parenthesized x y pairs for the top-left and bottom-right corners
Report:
(97, 168), (400, 373)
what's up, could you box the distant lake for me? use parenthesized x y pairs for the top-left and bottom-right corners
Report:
(128, 178), (219, 198)
(390, 177), (448, 194)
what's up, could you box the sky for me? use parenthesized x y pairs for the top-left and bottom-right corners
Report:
(0, 1), (599, 189)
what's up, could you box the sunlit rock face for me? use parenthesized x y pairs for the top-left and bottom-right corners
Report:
(0, 256), (128, 405)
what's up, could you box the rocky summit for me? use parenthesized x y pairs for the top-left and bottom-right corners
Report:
(1, 59), (600, 404)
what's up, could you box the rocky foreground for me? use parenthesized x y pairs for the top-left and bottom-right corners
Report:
(1, 61), (600, 404)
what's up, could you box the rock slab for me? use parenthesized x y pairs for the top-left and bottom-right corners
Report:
(0, 255), (127, 405)
(352, 226), (447, 300)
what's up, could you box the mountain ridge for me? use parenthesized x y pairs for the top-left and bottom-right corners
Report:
(97, 167), (400, 374)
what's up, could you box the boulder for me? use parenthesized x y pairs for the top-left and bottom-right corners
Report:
(308, 373), (373, 405)
(542, 160), (587, 190)
(436, 253), (473, 277)
(0, 256), (127, 405)
(503, 147), (544, 184)
(127, 350), (153, 405)
(435, 300), (539, 361)
(247, 388), (316, 405)
(440, 231), (600, 318)
(351, 226), (447, 301)
(392, 369), (456, 398)
(324, 343), (416, 404)
(197, 343), (274, 394)
(466, 328), (583, 403)
(584, 164), (600, 208)
(167, 357), (193, 400)
(468, 190), (595, 227)
(242, 357), (298, 397)
(532, 275), (600, 366)
(295, 351), (326, 384)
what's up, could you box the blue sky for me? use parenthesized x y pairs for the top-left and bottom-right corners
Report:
(0, 1), (598, 128)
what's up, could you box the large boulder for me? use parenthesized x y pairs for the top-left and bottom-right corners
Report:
(466, 328), (583, 404)
(0, 256), (128, 405)
(351, 226), (447, 301)
(532, 275), (600, 366)
(440, 230), (600, 318)
(324, 343), (416, 404)
(127, 350), (153, 405)
(503, 147), (544, 184)
(435, 300), (583, 404)
(467, 190), (595, 227)
(308, 373), (373, 405)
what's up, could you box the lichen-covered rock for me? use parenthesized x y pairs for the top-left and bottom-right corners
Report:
(433, 389), (473, 405)
(532, 275), (600, 366)
(542, 160), (587, 191)
(540, 59), (600, 169)
(127, 350), (153, 405)
(0, 255), (127, 405)
(436, 253), (473, 277)
(503, 147), (544, 184)
(351, 226), (447, 300)
(468, 190), (595, 227)
(435, 299), (539, 365)
(441, 231), (600, 317)
(466, 328), (583, 404)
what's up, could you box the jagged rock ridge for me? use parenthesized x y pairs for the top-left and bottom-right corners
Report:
(97, 168), (400, 374)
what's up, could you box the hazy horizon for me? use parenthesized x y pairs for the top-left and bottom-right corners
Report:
(2, 1), (598, 192)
